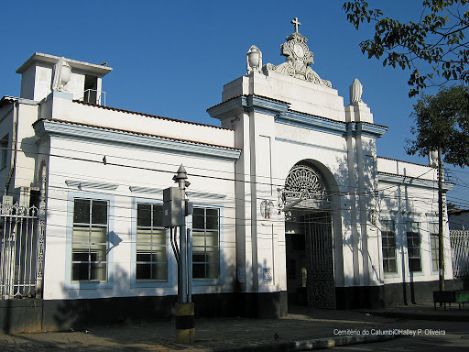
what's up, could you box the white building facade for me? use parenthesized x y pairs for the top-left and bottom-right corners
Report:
(0, 26), (459, 331)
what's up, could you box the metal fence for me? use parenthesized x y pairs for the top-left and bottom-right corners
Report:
(0, 204), (40, 299)
(450, 229), (469, 278)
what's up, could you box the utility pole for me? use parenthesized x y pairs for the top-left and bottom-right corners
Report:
(163, 165), (194, 344)
(437, 148), (445, 292)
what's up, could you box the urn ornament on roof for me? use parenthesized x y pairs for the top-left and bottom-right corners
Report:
(52, 57), (72, 92)
(263, 18), (332, 87)
(428, 150), (438, 167)
(350, 78), (363, 104)
(247, 45), (263, 73)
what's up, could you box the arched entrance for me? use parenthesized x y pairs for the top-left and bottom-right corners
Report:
(284, 162), (336, 309)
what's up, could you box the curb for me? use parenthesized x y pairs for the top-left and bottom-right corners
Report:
(213, 334), (398, 352)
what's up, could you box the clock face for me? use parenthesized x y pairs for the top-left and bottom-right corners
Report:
(293, 43), (305, 58)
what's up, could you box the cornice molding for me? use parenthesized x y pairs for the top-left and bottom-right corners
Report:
(356, 122), (388, 137)
(206, 96), (246, 120)
(207, 95), (289, 119)
(187, 191), (227, 200)
(65, 179), (119, 191)
(128, 186), (227, 200)
(378, 172), (453, 191)
(35, 119), (241, 160)
(208, 94), (387, 137)
(246, 95), (289, 116)
(275, 137), (345, 153)
(276, 110), (347, 136)
(129, 186), (163, 195)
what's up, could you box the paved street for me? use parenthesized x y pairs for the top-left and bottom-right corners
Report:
(0, 308), (468, 351)
(332, 329), (469, 352)
(330, 314), (469, 352)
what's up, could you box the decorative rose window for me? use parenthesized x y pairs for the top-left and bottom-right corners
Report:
(284, 164), (328, 201)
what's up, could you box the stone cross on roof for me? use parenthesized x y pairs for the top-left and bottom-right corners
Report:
(291, 17), (301, 33)
(262, 18), (332, 87)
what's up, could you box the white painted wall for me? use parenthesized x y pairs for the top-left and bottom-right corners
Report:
(18, 54), (109, 103)
(42, 135), (237, 300)
(222, 72), (346, 121)
(378, 157), (436, 180)
(378, 177), (453, 285)
(39, 94), (236, 149)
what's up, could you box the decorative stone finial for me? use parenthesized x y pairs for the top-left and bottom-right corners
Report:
(428, 150), (438, 167)
(52, 57), (72, 92)
(246, 45), (263, 74)
(173, 164), (190, 189)
(263, 21), (332, 87)
(350, 78), (363, 104)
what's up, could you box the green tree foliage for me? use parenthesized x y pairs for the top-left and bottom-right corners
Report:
(407, 85), (469, 167)
(343, 0), (468, 96)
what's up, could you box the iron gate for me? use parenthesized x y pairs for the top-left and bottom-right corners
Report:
(450, 230), (469, 278)
(304, 212), (335, 309)
(0, 203), (42, 299)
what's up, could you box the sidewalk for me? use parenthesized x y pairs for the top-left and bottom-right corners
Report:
(2, 306), (468, 352)
(0, 310), (399, 352)
(364, 304), (469, 322)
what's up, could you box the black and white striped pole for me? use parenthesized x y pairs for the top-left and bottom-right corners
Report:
(163, 165), (194, 343)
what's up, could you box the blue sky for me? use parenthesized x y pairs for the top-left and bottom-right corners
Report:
(0, 0), (467, 208)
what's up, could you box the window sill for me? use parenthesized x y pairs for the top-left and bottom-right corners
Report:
(408, 271), (425, 277)
(383, 272), (400, 279)
(193, 278), (219, 286)
(131, 280), (171, 289)
(65, 281), (112, 290)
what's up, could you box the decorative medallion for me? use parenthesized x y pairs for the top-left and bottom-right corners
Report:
(260, 199), (275, 219)
(263, 18), (332, 87)
(284, 164), (328, 201)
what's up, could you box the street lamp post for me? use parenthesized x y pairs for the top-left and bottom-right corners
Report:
(163, 165), (194, 344)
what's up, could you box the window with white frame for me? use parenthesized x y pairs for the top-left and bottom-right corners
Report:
(136, 203), (167, 281)
(406, 222), (422, 272)
(192, 207), (219, 279)
(381, 220), (397, 273)
(72, 198), (108, 281)
(429, 222), (439, 272)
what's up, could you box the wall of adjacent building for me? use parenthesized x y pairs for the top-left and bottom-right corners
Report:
(0, 99), (40, 199)
(0, 103), (14, 193)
